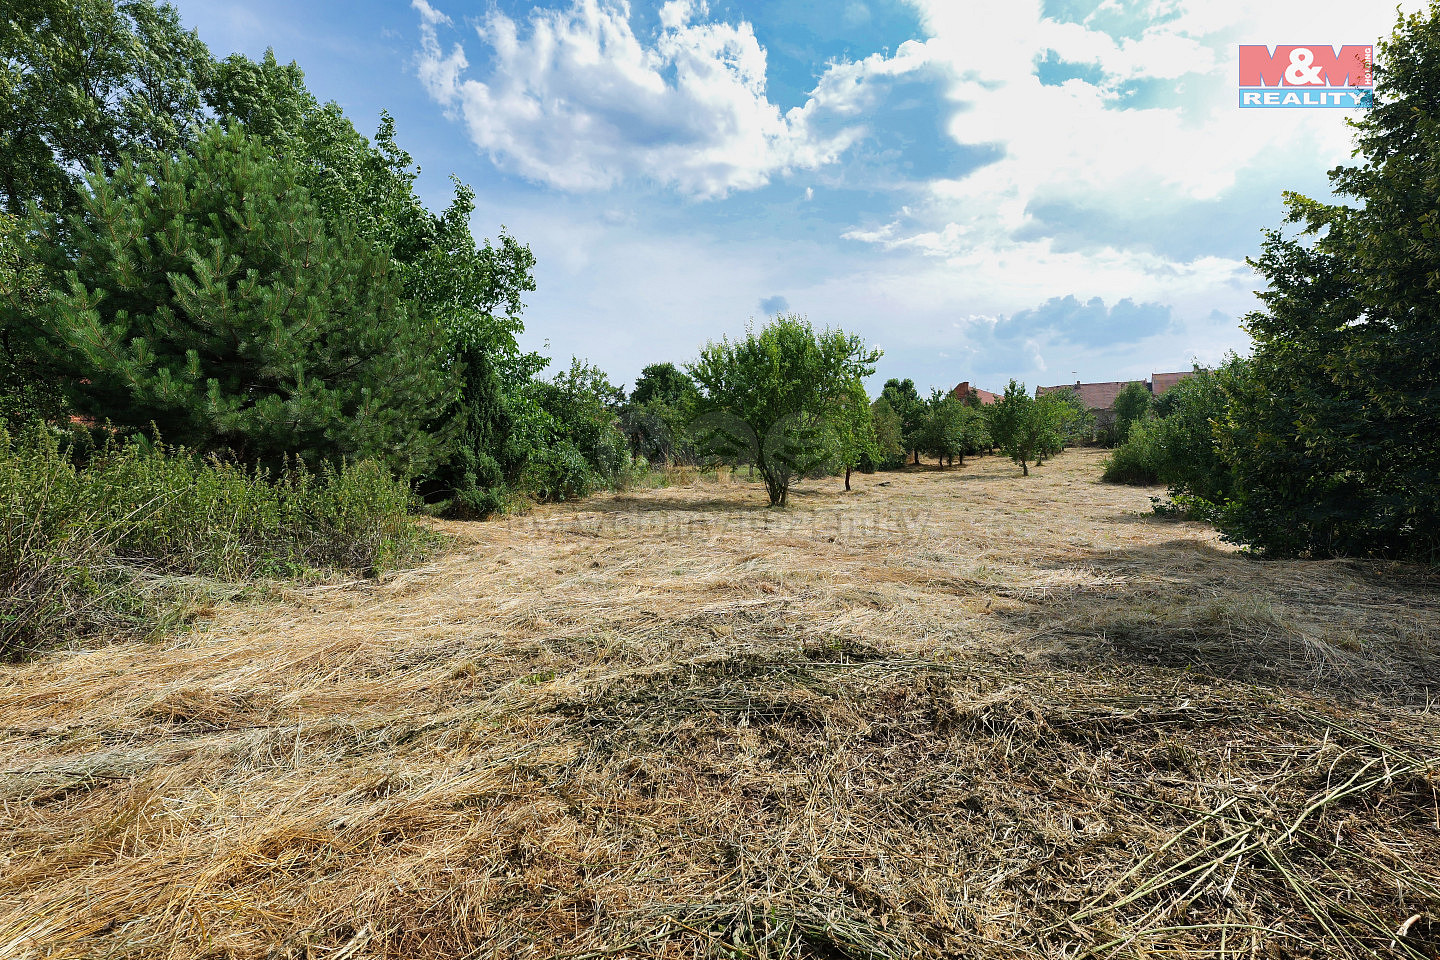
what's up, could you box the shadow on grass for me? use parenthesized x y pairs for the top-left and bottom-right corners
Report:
(991, 538), (1440, 705)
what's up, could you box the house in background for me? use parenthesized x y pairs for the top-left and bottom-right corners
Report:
(1150, 371), (1192, 396)
(950, 381), (999, 405)
(1036, 370), (1196, 434)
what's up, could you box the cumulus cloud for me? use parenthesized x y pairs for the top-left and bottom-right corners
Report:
(412, 0), (857, 197)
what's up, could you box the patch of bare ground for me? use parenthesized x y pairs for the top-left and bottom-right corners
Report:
(2, 448), (1438, 959)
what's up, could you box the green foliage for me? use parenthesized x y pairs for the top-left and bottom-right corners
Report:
(1033, 389), (1089, 462)
(631, 362), (698, 408)
(1103, 366), (1239, 499)
(0, 0), (211, 216)
(0, 214), (66, 431)
(622, 363), (700, 466)
(830, 378), (879, 489)
(1, 425), (424, 658)
(917, 390), (985, 467)
(1215, 4), (1440, 558)
(869, 396), (907, 468)
(986, 380), (1047, 476)
(529, 358), (630, 501)
(1101, 417), (1162, 484)
(1111, 382), (1154, 445)
(879, 378), (925, 464)
(14, 125), (452, 475)
(1148, 366), (1235, 504)
(688, 315), (880, 506)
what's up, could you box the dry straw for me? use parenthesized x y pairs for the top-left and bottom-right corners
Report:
(2, 449), (1438, 958)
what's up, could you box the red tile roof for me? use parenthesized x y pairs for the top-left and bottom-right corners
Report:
(1037, 380), (1147, 411)
(951, 381), (998, 405)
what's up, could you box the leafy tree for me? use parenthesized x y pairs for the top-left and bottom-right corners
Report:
(987, 380), (1046, 476)
(1035, 388), (1090, 462)
(622, 362), (700, 465)
(0, 214), (65, 431)
(1111, 382), (1154, 445)
(12, 124), (451, 474)
(1, 0), (212, 216)
(529, 358), (629, 501)
(1149, 365), (1236, 504)
(203, 50), (545, 505)
(631, 362), (697, 407)
(1217, 4), (1440, 558)
(918, 390), (976, 467)
(831, 378), (879, 490)
(870, 396), (906, 468)
(880, 377), (925, 465)
(689, 315), (880, 506)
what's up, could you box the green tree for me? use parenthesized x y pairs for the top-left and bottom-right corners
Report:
(880, 377), (925, 465)
(917, 390), (974, 467)
(1035, 388), (1090, 462)
(203, 50), (544, 505)
(13, 124), (451, 474)
(870, 396), (906, 467)
(1, 0), (212, 216)
(1218, 5), (1440, 558)
(1149, 365), (1236, 504)
(528, 358), (629, 501)
(689, 315), (880, 506)
(831, 378), (878, 490)
(621, 362), (701, 465)
(0, 214), (65, 431)
(631, 362), (698, 407)
(1111, 382), (1153, 445)
(987, 380), (1045, 476)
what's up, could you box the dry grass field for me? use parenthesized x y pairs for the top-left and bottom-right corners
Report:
(2, 448), (1439, 959)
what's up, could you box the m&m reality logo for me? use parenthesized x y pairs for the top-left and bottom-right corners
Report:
(1238, 45), (1373, 108)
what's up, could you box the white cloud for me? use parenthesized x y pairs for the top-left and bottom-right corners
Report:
(413, 0), (856, 197)
(826, 0), (1423, 312)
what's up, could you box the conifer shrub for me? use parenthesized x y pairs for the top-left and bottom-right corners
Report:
(1, 427), (424, 658)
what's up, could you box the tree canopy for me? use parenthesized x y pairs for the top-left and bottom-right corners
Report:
(1220, 4), (1440, 558)
(13, 125), (452, 474)
(688, 315), (880, 506)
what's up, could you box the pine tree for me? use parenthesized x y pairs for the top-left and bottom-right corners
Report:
(19, 124), (452, 475)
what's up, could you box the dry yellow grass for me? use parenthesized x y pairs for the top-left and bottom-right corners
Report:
(2, 448), (1438, 959)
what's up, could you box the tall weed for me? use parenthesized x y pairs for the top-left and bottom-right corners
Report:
(1, 428), (424, 657)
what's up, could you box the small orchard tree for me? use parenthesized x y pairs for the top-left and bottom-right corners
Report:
(14, 124), (451, 475)
(918, 390), (971, 467)
(1035, 389), (1090, 462)
(1112, 382), (1154, 445)
(869, 396), (906, 467)
(880, 377), (925, 465)
(688, 315), (880, 506)
(831, 378), (879, 490)
(987, 380), (1045, 476)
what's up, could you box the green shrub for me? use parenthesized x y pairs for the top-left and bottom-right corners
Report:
(0, 427), (424, 658)
(1102, 418), (1162, 484)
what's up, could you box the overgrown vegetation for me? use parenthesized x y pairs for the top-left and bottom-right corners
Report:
(1, 427), (422, 659)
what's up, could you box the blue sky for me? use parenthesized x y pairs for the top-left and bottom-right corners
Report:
(168, 0), (1416, 395)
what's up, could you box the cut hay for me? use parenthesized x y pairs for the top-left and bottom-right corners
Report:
(2, 449), (1437, 958)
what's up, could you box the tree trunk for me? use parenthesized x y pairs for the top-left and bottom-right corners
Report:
(844, 466), (851, 491)
(912, 449), (919, 465)
(1021, 460), (1029, 476)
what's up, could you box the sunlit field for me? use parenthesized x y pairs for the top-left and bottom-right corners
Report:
(3, 448), (1437, 959)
